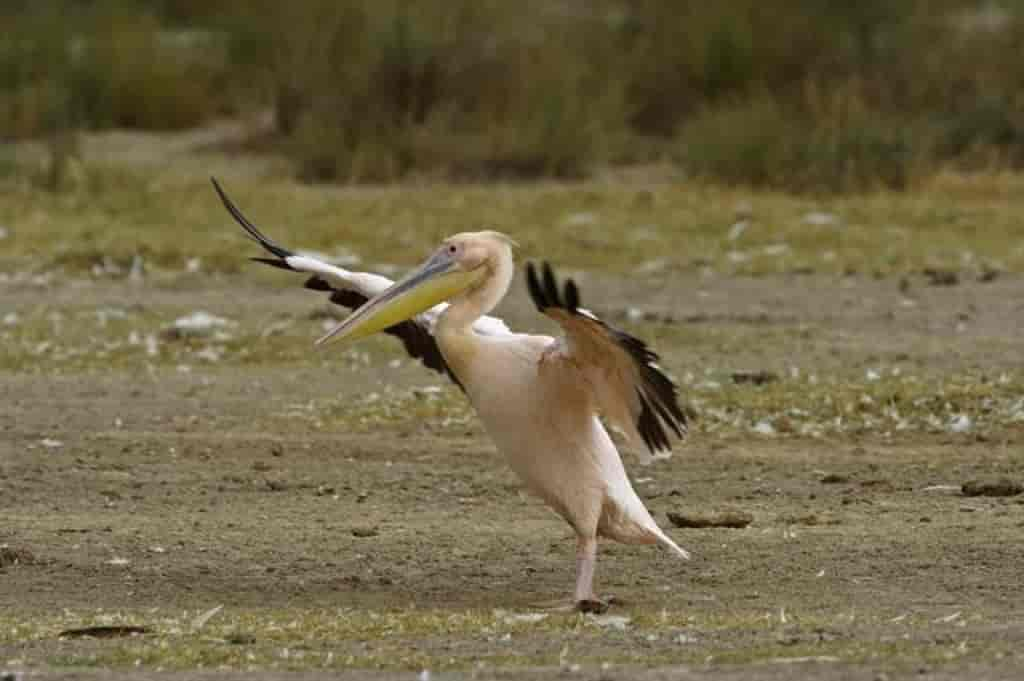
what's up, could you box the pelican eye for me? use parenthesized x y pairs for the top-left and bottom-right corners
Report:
(447, 243), (458, 255)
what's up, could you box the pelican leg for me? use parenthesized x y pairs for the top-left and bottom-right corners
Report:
(574, 536), (608, 613)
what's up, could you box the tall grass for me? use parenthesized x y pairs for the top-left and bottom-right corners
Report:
(0, 0), (227, 138)
(4, 1), (1024, 191)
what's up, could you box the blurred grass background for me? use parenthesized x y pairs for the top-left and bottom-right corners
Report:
(3, 0), (1024, 192)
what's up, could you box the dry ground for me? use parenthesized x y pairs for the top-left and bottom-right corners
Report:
(1, 126), (1023, 679)
(1, 273), (1022, 681)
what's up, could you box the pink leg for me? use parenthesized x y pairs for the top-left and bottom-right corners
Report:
(574, 536), (606, 612)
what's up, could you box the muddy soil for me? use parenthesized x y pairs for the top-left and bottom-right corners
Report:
(1, 273), (1023, 680)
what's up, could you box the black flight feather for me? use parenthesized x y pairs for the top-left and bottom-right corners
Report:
(213, 177), (462, 390)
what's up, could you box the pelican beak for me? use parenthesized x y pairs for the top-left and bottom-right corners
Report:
(315, 248), (484, 346)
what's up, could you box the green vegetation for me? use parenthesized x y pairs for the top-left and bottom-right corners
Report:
(1, 608), (1006, 672)
(4, 1), (1024, 190)
(3, 166), (1024, 277)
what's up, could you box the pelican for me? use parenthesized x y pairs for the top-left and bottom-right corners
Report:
(212, 179), (690, 612)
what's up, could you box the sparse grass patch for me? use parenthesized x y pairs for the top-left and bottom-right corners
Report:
(3, 166), (1024, 279)
(0, 607), (1010, 672)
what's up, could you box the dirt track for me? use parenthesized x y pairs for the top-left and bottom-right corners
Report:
(1, 272), (1023, 679)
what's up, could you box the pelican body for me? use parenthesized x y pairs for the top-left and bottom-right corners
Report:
(213, 179), (689, 611)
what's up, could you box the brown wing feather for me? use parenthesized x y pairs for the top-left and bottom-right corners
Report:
(526, 261), (686, 454)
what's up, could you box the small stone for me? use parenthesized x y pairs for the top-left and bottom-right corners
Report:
(667, 510), (753, 529)
(923, 268), (958, 286)
(351, 527), (379, 538)
(0, 545), (35, 567)
(731, 370), (778, 386)
(265, 479), (287, 492)
(962, 479), (1022, 498)
(820, 473), (849, 484)
(948, 414), (972, 433)
(226, 632), (257, 645)
(978, 266), (1000, 283)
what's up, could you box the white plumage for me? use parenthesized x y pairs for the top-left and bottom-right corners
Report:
(214, 179), (689, 611)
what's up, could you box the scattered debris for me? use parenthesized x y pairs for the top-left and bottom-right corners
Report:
(731, 370), (778, 386)
(819, 473), (849, 484)
(412, 386), (443, 398)
(191, 604), (224, 630)
(586, 614), (631, 631)
(564, 212), (597, 227)
(777, 513), (841, 527)
(59, 626), (151, 639)
(762, 243), (791, 257)
(261, 319), (293, 338)
(751, 420), (776, 436)
(0, 545), (35, 567)
(638, 257), (670, 274)
(162, 311), (236, 340)
(91, 257), (124, 278)
(185, 257), (203, 273)
(962, 479), (1022, 498)
(105, 557), (130, 566)
(226, 632), (257, 645)
(948, 414), (972, 433)
(667, 510), (753, 529)
(769, 656), (840, 664)
(728, 221), (748, 241)
(922, 484), (961, 494)
(923, 268), (959, 286)
(264, 478), (287, 492)
(977, 265), (1001, 283)
(498, 611), (549, 625)
(316, 484), (336, 497)
(351, 527), (379, 538)
(194, 346), (225, 362)
(803, 212), (839, 226)
(128, 254), (145, 282)
(39, 438), (64, 449)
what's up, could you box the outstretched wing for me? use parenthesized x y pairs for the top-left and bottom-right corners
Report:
(211, 178), (510, 387)
(526, 261), (687, 462)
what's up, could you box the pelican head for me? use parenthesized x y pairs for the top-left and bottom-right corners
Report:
(317, 230), (515, 345)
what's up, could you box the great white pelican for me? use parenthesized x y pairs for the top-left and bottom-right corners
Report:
(212, 178), (690, 612)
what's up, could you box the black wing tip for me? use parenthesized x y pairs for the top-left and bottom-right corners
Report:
(637, 384), (688, 454)
(526, 261), (548, 311)
(251, 257), (296, 271)
(564, 278), (580, 312)
(526, 260), (582, 313)
(211, 177), (293, 261)
(637, 391), (671, 452)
